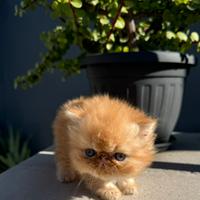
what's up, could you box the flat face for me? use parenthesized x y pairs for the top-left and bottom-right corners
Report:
(66, 95), (156, 179)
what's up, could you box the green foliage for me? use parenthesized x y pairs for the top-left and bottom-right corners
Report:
(15, 0), (200, 89)
(0, 127), (31, 173)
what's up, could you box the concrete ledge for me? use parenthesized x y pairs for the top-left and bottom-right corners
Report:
(0, 133), (200, 200)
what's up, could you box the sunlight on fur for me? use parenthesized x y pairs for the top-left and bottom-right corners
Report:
(53, 95), (157, 200)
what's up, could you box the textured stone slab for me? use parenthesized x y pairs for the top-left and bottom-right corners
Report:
(0, 133), (200, 200)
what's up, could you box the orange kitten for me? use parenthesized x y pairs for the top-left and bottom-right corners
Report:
(53, 95), (157, 200)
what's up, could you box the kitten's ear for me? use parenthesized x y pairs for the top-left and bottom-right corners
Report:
(65, 110), (80, 123)
(64, 97), (85, 125)
(139, 119), (157, 138)
(128, 123), (140, 135)
(65, 110), (85, 129)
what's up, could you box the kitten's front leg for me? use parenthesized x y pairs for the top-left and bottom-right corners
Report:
(56, 163), (78, 183)
(116, 178), (138, 195)
(55, 151), (79, 183)
(84, 175), (122, 200)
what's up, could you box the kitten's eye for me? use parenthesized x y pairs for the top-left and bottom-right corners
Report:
(85, 149), (96, 158)
(114, 152), (126, 161)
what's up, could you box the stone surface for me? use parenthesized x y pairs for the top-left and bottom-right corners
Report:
(0, 133), (200, 200)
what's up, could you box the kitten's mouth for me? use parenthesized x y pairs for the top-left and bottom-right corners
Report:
(96, 159), (118, 176)
(98, 160), (107, 169)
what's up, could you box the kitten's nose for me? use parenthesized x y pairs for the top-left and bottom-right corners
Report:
(98, 152), (109, 160)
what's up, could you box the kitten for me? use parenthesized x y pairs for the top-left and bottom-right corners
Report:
(53, 95), (157, 200)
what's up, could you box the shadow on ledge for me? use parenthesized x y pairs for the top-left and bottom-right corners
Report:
(151, 161), (200, 173)
(164, 132), (200, 151)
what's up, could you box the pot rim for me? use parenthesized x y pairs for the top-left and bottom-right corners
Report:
(81, 51), (197, 67)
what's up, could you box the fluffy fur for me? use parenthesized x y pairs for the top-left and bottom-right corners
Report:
(53, 95), (157, 200)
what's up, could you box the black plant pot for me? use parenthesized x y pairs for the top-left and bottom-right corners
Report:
(81, 51), (196, 150)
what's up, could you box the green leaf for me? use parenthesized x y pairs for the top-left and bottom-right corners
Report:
(88, 0), (99, 6)
(123, 46), (129, 52)
(0, 155), (7, 166)
(51, 1), (58, 10)
(173, 0), (190, 5)
(115, 17), (125, 29)
(197, 42), (200, 52)
(20, 142), (30, 161)
(115, 46), (122, 52)
(190, 32), (199, 42)
(106, 43), (113, 50)
(120, 37), (128, 43)
(0, 127), (31, 171)
(109, 33), (115, 42)
(176, 31), (188, 42)
(91, 30), (100, 41)
(99, 15), (109, 25)
(144, 35), (150, 41)
(166, 31), (176, 39)
(6, 154), (16, 167)
(70, 0), (82, 8)
(57, 0), (68, 2)
(121, 6), (128, 14)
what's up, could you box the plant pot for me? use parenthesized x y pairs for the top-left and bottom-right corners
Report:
(81, 51), (196, 150)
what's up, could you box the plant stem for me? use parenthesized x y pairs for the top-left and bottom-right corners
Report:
(126, 17), (136, 49)
(107, 0), (124, 40)
(68, 0), (80, 32)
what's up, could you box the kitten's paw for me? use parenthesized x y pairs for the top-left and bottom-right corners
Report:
(97, 184), (122, 200)
(117, 178), (138, 195)
(119, 184), (138, 195)
(56, 169), (78, 183)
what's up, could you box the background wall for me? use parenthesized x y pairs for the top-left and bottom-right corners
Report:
(0, 0), (200, 153)
(0, 0), (90, 152)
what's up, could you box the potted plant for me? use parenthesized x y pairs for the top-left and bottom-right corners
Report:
(15, 0), (200, 149)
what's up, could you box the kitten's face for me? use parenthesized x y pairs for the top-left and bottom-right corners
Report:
(68, 112), (156, 180)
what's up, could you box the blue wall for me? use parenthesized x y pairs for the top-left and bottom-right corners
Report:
(1, 0), (200, 152)
(0, 0), (90, 152)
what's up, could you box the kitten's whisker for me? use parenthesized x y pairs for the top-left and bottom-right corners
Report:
(72, 175), (85, 196)
(76, 176), (84, 189)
